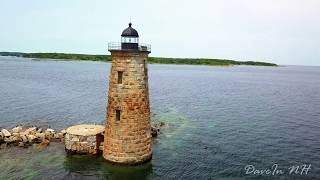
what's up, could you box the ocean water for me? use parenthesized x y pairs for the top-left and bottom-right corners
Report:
(0, 56), (319, 179)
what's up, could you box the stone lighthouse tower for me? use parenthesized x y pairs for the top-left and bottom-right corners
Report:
(103, 23), (152, 165)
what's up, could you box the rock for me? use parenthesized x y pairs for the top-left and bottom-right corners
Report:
(27, 134), (37, 143)
(71, 137), (79, 142)
(35, 133), (45, 141)
(61, 129), (67, 134)
(151, 127), (158, 137)
(1, 129), (11, 137)
(45, 129), (55, 140)
(53, 133), (60, 139)
(24, 127), (37, 135)
(18, 142), (25, 147)
(37, 139), (50, 150)
(45, 133), (53, 140)
(160, 122), (165, 126)
(4, 136), (15, 143)
(21, 135), (28, 143)
(12, 132), (20, 138)
(46, 128), (55, 133)
(12, 126), (23, 133)
(37, 128), (43, 133)
(87, 136), (95, 142)
(0, 132), (4, 143)
(11, 136), (18, 142)
(56, 132), (64, 139)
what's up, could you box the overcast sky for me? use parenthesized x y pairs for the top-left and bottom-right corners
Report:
(1, 0), (319, 66)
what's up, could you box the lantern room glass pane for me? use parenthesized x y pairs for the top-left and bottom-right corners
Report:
(121, 37), (138, 43)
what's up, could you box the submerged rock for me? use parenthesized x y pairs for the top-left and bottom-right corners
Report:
(150, 121), (165, 138)
(18, 142), (25, 147)
(37, 139), (50, 150)
(151, 127), (158, 137)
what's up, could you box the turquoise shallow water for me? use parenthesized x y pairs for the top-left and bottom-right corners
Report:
(0, 56), (320, 179)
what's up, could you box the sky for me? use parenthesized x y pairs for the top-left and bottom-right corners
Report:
(0, 0), (319, 66)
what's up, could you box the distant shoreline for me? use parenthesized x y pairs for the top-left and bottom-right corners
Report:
(0, 52), (278, 66)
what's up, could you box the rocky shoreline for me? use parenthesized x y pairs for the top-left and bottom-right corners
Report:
(0, 123), (164, 150)
(0, 127), (65, 149)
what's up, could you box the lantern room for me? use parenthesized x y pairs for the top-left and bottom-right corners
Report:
(121, 22), (139, 50)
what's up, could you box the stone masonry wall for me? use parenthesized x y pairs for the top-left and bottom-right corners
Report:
(65, 133), (102, 155)
(103, 51), (152, 165)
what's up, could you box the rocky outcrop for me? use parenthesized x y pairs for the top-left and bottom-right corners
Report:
(151, 121), (166, 137)
(0, 126), (66, 149)
(0, 122), (164, 153)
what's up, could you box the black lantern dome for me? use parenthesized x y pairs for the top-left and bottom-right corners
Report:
(121, 23), (139, 37)
(121, 23), (139, 50)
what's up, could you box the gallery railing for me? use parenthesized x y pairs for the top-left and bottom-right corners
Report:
(108, 42), (151, 52)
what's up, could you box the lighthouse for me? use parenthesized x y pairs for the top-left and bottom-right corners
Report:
(103, 23), (152, 165)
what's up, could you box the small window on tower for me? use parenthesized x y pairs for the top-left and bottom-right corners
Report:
(116, 110), (121, 121)
(118, 71), (123, 84)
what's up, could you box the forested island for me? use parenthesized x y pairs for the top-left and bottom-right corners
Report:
(0, 52), (277, 66)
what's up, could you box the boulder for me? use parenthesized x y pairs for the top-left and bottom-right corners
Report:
(18, 142), (25, 147)
(1, 129), (11, 137)
(45, 129), (55, 139)
(27, 134), (37, 143)
(35, 133), (45, 141)
(53, 133), (60, 139)
(58, 132), (65, 138)
(11, 136), (18, 142)
(21, 135), (28, 143)
(151, 127), (158, 137)
(12, 126), (23, 133)
(12, 132), (20, 138)
(46, 128), (55, 133)
(4, 136), (15, 143)
(71, 137), (80, 142)
(24, 127), (37, 135)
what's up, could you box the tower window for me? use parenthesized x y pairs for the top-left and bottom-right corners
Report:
(117, 71), (123, 84)
(116, 110), (121, 121)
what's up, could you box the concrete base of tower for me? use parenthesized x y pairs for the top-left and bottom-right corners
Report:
(103, 152), (152, 165)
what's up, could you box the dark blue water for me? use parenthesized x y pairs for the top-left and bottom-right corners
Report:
(0, 56), (319, 179)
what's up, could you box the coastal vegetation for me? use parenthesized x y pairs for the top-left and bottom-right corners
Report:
(0, 52), (277, 66)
